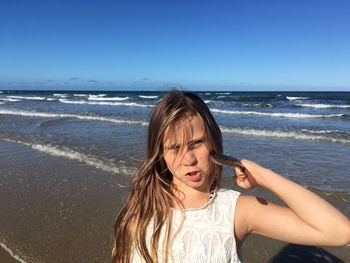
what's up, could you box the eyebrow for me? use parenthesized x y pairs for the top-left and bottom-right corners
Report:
(164, 136), (204, 150)
(188, 137), (204, 145)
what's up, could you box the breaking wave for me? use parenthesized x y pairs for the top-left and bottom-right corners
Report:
(7, 95), (46, 100)
(296, 103), (350, 109)
(210, 108), (346, 119)
(220, 126), (350, 145)
(139, 95), (159, 99)
(88, 96), (129, 101)
(286, 96), (309, 101)
(0, 109), (148, 126)
(59, 99), (154, 108)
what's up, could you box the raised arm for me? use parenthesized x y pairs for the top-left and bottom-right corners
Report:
(234, 160), (350, 247)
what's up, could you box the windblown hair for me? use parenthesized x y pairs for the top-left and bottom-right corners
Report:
(112, 91), (223, 263)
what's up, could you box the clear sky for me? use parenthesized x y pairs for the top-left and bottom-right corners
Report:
(1, 0), (349, 91)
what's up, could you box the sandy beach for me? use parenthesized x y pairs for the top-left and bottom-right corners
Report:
(0, 246), (21, 263)
(0, 140), (130, 263)
(0, 139), (349, 263)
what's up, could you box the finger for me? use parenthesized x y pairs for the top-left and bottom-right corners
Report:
(233, 175), (242, 186)
(233, 175), (251, 189)
(234, 170), (248, 185)
(234, 166), (245, 176)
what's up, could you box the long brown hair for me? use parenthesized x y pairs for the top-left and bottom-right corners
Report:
(112, 91), (223, 263)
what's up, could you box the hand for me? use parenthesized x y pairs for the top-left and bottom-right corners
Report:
(233, 159), (265, 190)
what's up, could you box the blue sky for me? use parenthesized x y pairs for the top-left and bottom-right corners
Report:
(1, 0), (349, 91)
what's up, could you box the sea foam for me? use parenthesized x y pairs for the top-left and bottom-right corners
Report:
(53, 94), (68, 97)
(0, 241), (28, 263)
(31, 144), (133, 178)
(139, 95), (159, 99)
(210, 108), (344, 119)
(286, 96), (309, 101)
(59, 99), (154, 108)
(297, 103), (350, 109)
(0, 109), (148, 126)
(88, 96), (129, 101)
(0, 98), (22, 102)
(2, 138), (133, 184)
(7, 95), (46, 100)
(220, 126), (350, 144)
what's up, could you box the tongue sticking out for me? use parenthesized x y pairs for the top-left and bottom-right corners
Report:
(186, 171), (202, 182)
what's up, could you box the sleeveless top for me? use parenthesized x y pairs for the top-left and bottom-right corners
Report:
(131, 187), (241, 263)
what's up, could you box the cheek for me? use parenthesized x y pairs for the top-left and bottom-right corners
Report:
(163, 153), (176, 171)
(199, 145), (210, 158)
(199, 148), (210, 166)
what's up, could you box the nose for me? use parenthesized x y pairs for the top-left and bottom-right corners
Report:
(182, 149), (197, 166)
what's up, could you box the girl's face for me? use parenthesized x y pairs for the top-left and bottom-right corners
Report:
(163, 115), (211, 193)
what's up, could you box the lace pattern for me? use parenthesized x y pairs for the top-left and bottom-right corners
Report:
(131, 188), (241, 263)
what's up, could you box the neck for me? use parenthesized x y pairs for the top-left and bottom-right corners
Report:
(172, 186), (213, 209)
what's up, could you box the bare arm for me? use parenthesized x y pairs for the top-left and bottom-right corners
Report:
(234, 160), (350, 247)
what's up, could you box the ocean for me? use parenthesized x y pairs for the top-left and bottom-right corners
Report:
(0, 90), (349, 263)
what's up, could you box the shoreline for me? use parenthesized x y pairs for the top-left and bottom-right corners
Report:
(0, 139), (349, 263)
(0, 139), (130, 263)
(0, 243), (23, 263)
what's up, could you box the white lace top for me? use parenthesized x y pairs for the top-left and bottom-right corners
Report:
(131, 187), (241, 263)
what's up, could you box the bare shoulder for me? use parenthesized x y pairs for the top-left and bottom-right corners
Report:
(234, 195), (269, 245)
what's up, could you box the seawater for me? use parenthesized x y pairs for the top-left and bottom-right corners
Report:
(0, 90), (349, 191)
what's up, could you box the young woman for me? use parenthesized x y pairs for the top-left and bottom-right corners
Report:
(112, 91), (350, 263)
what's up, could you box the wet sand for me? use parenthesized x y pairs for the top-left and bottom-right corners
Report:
(0, 246), (21, 263)
(240, 233), (350, 263)
(0, 140), (349, 263)
(220, 178), (350, 263)
(0, 140), (130, 263)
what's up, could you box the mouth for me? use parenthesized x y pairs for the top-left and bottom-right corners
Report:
(185, 170), (202, 182)
(186, 170), (200, 176)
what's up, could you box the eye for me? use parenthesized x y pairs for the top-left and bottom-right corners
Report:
(172, 146), (180, 153)
(188, 139), (203, 150)
(167, 144), (180, 153)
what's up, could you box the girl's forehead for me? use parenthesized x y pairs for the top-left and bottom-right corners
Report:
(163, 115), (204, 146)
